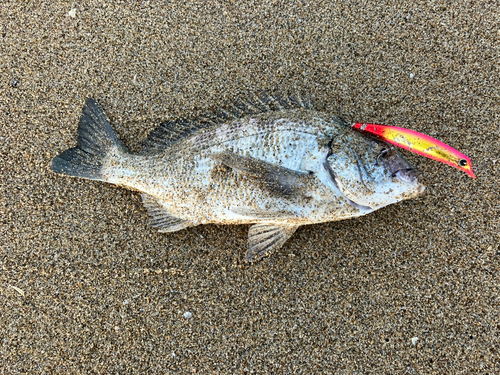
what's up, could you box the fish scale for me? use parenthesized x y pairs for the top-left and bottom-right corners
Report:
(51, 97), (424, 261)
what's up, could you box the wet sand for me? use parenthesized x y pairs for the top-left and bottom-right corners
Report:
(1, 1), (499, 373)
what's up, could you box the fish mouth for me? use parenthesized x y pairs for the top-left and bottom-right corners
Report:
(391, 167), (426, 196)
(391, 167), (419, 184)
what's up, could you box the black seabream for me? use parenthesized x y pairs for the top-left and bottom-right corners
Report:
(51, 95), (425, 261)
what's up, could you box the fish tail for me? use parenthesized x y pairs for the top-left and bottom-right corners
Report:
(50, 98), (129, 181)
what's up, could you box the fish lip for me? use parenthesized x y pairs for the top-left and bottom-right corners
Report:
(391, 167), (419, 184)
(392, 168), (426, 194)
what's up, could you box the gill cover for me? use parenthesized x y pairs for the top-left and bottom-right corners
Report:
(327, 132), (424, 209)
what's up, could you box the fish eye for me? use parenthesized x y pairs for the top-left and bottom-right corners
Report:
(459, 159), (468, 167)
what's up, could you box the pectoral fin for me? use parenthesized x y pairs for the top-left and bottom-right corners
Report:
(246, 223), (299, 261)
(210, 152), (313, 198)
(141, 194), (196, 233)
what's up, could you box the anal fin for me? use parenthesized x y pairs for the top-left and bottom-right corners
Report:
(246, 223), (299, 261)
(141, 194), (196, 233)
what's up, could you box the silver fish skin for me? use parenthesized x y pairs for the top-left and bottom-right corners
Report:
(51, 98), (425, 261)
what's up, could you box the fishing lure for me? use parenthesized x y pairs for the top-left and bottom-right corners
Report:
(352, 123), (475, 178)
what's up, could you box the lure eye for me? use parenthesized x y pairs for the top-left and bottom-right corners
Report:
(459, 159), (468, 167)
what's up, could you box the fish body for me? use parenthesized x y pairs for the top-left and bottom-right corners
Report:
(51, 97), (425, 260)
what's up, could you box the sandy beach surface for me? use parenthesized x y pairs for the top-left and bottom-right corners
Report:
(1, 1), (499, 373)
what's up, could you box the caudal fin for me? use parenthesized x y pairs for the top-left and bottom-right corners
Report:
(51, 98), (128, 181)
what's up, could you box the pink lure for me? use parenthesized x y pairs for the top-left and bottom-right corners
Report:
(352, 123), (475, 178)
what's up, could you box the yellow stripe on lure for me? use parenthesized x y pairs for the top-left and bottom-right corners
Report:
(352, 123), (475, 178)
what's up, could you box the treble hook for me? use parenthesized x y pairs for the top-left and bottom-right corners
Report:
(374, 148), (389, 166)
(471, 160), (494, 173)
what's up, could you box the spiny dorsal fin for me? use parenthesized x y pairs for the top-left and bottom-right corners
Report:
(140, 92), (314, 154)
(209, 152), (314, 198)
(141, 194), (196, 233)
(246, 223), (299, 261)
(140, 118), (207, 155)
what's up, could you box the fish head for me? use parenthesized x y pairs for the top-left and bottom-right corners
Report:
(326, 131), (426, 209)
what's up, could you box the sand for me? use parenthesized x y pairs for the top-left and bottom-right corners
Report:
(1, 1), (499, 373)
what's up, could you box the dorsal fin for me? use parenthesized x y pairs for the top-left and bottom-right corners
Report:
(140, 91), (314, 154)
(139, 118), (203, 155)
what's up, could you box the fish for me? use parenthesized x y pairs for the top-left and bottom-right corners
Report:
(50, 95), (425, 261)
